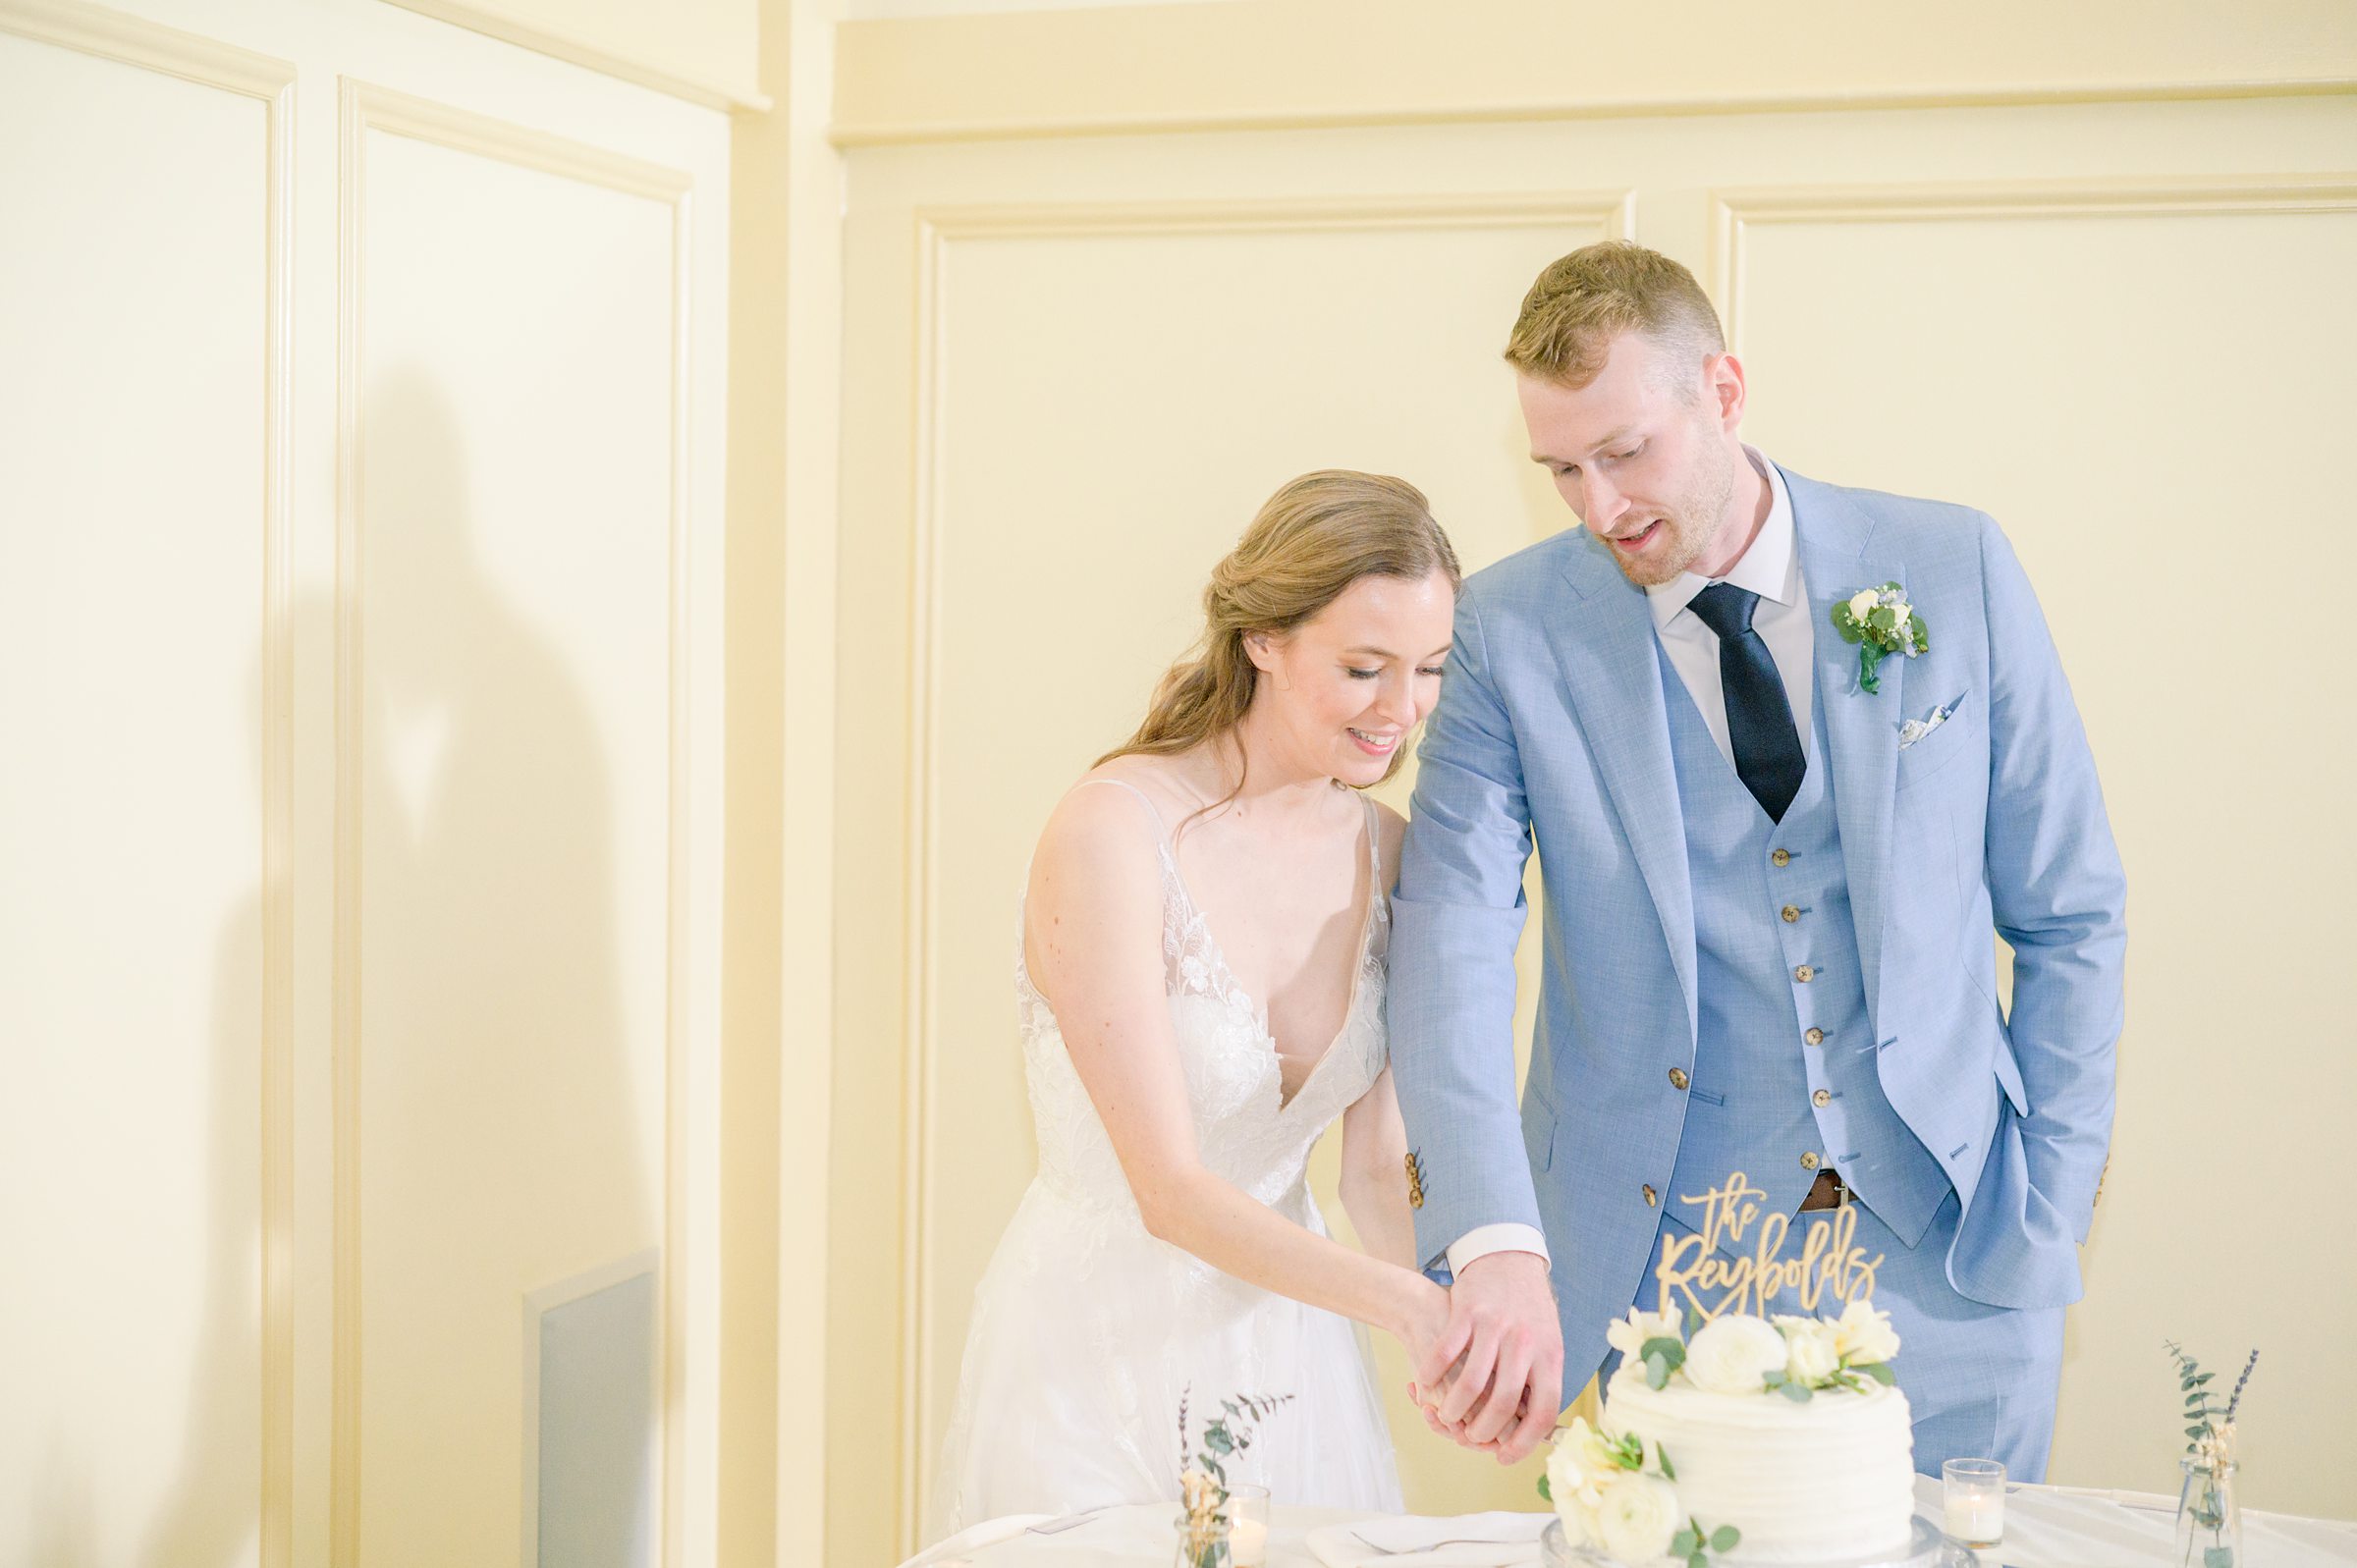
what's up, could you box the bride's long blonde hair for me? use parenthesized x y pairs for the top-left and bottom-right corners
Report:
(1098, 469), (1461, 801)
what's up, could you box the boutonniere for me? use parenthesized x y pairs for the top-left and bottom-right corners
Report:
(1829, 583), (1928, 694)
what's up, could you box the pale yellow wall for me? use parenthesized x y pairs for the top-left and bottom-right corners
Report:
(834, 0), (2357, 142)
(0, 0), (736, 1563)
(726, 3), (849, 1566)
(378, 0), (767, 108)
(814, 8), (2357, 1560)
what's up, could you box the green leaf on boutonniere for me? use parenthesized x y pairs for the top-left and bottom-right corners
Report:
(1857, 641), (1886, 693)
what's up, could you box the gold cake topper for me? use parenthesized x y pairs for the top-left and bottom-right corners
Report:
(1653, 1172), (1884, 1321)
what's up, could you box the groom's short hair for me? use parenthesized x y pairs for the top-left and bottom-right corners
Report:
(1504, 241), (1725, 395)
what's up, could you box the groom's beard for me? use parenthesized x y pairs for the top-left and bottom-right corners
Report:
(1607, 427), (1738, 589)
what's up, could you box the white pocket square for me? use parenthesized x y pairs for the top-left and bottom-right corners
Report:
(1897, 690), (1968, 749)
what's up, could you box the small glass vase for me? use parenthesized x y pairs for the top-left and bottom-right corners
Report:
(2173, 1457), (2242, 1568)
(1174, 1512), (1233, 1568)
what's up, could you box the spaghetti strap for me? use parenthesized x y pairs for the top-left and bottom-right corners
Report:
(1070, 775), (1173, 846)
(1359, 792), (1382, 885)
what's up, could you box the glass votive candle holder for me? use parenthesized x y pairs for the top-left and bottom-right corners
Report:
(1943, 1457), (2005, 1547)
(1224, 1484), (1271, 1568)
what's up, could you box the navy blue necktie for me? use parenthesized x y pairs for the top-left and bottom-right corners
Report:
(1687, 582), (1805, 823)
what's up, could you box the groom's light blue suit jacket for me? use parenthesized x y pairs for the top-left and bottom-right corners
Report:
(1390, 467), (2126, 1387)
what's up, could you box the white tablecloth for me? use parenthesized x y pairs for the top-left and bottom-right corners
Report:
(901, 1478), (2357, 1568)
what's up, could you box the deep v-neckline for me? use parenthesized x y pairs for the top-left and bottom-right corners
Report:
(1161, 800), (1380, 1112)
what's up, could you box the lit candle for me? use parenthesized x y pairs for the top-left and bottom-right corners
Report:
(1229, 1516), (1269, 1567)
(1944, 1492), (2001, 1543)
(1942, 1458), (2005, 1547)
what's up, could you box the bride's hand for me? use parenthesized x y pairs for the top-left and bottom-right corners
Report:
(1392, 1275), (1462, 1423)
(1390, 1272), (1452, 1357)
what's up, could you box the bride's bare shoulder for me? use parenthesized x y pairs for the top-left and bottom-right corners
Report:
(1028, 756), (1191, 899)
(1061, 753), (1207, 831)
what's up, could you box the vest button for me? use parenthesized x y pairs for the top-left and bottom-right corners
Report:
(1794, 965), (1815, 982)
(1669, 1067), (1690, 1091)
(1771, 847), (1791, 867)
(1781, 904), (1800, 923)
(1805, 1027), (1826, 1046)
(1642, 1183), (1659, 1207)
(1813, 1089), (1832, 1108)
(1801, 1151), (1821, 1170)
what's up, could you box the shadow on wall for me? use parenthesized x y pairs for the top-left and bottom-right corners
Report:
(34, 368), (663, 1567)
(26, 612), (297, 1568)
(357, 367), (658, 1566)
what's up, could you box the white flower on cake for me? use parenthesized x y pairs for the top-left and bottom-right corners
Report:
(1544, 1416), (1683, 1557)
(1544, 1415), (1618, 1515)
(1604, 1303), (1684, 1361)
(1682, 1314), (1789, 1394)
(1834, 1298), (1902, 1367)
(1774, 1315), (1843, 1384)
(1595, 1472), (1682, 1563)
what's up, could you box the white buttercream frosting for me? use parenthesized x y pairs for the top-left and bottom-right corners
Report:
(1602, 1362), (1916, 1564)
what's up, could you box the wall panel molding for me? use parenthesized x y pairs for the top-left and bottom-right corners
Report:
(377, 0), (769, 113)
(889, 189), (1631, 1548)
(1709, 175), (2357, 349)
(332, 77), (696, 1568)
(832, 0), (2357, 147)
(0, 3), (297, 1563)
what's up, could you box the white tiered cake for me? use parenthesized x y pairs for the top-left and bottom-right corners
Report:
(1545, 1301), (1922, 1567)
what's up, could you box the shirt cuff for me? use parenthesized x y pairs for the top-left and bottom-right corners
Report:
(1446, 1223), (1552, 1279)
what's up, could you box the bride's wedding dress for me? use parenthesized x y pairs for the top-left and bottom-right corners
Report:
(930, 779), (1404, 1537)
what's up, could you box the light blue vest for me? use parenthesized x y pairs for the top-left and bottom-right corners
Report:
(1656, 641), (1947, 1250)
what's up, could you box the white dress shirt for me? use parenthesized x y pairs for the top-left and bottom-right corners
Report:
(1444, 449), (1812, 1280)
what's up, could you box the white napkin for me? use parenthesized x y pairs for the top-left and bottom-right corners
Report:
(1303, 1510), (1548, 1567)
(892, 1512), (1051, 1567)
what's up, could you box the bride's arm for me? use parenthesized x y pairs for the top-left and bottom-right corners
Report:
(1337, 1067), (1418, 1270)
(1031, 784), (1449, 1354)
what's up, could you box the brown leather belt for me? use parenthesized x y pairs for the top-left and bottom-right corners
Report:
(1798, 1169), (1850, 1212)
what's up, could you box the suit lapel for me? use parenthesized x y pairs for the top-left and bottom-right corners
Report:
(1786, 469), (1905, 1033)
(1550, 535), (1698, 1042)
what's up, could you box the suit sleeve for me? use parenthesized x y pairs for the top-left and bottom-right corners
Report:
(1391, 589), (1544, 1277)
(1978, 514), (2127, 1242)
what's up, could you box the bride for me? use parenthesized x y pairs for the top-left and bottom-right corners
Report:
(930, 470), (1464, 1536)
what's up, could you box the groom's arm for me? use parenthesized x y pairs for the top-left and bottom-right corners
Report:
(1978, 514), (2128, 1241)
(1393, 588), (1544, 1270)
(1393, 589), (1563, 1461)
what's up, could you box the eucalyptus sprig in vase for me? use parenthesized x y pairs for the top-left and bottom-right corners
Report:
(2165, 1341), (2257, 1568)
(1175, 1389), (1292, 1568)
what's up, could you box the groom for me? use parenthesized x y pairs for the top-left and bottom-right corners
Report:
(1389, 242), (2125, 1478)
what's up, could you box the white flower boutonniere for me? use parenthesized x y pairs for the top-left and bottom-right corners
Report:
(1830, 582), (1928, 694)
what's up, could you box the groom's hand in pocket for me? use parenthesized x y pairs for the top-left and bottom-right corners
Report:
(1417, 1251), (1562, 1464)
